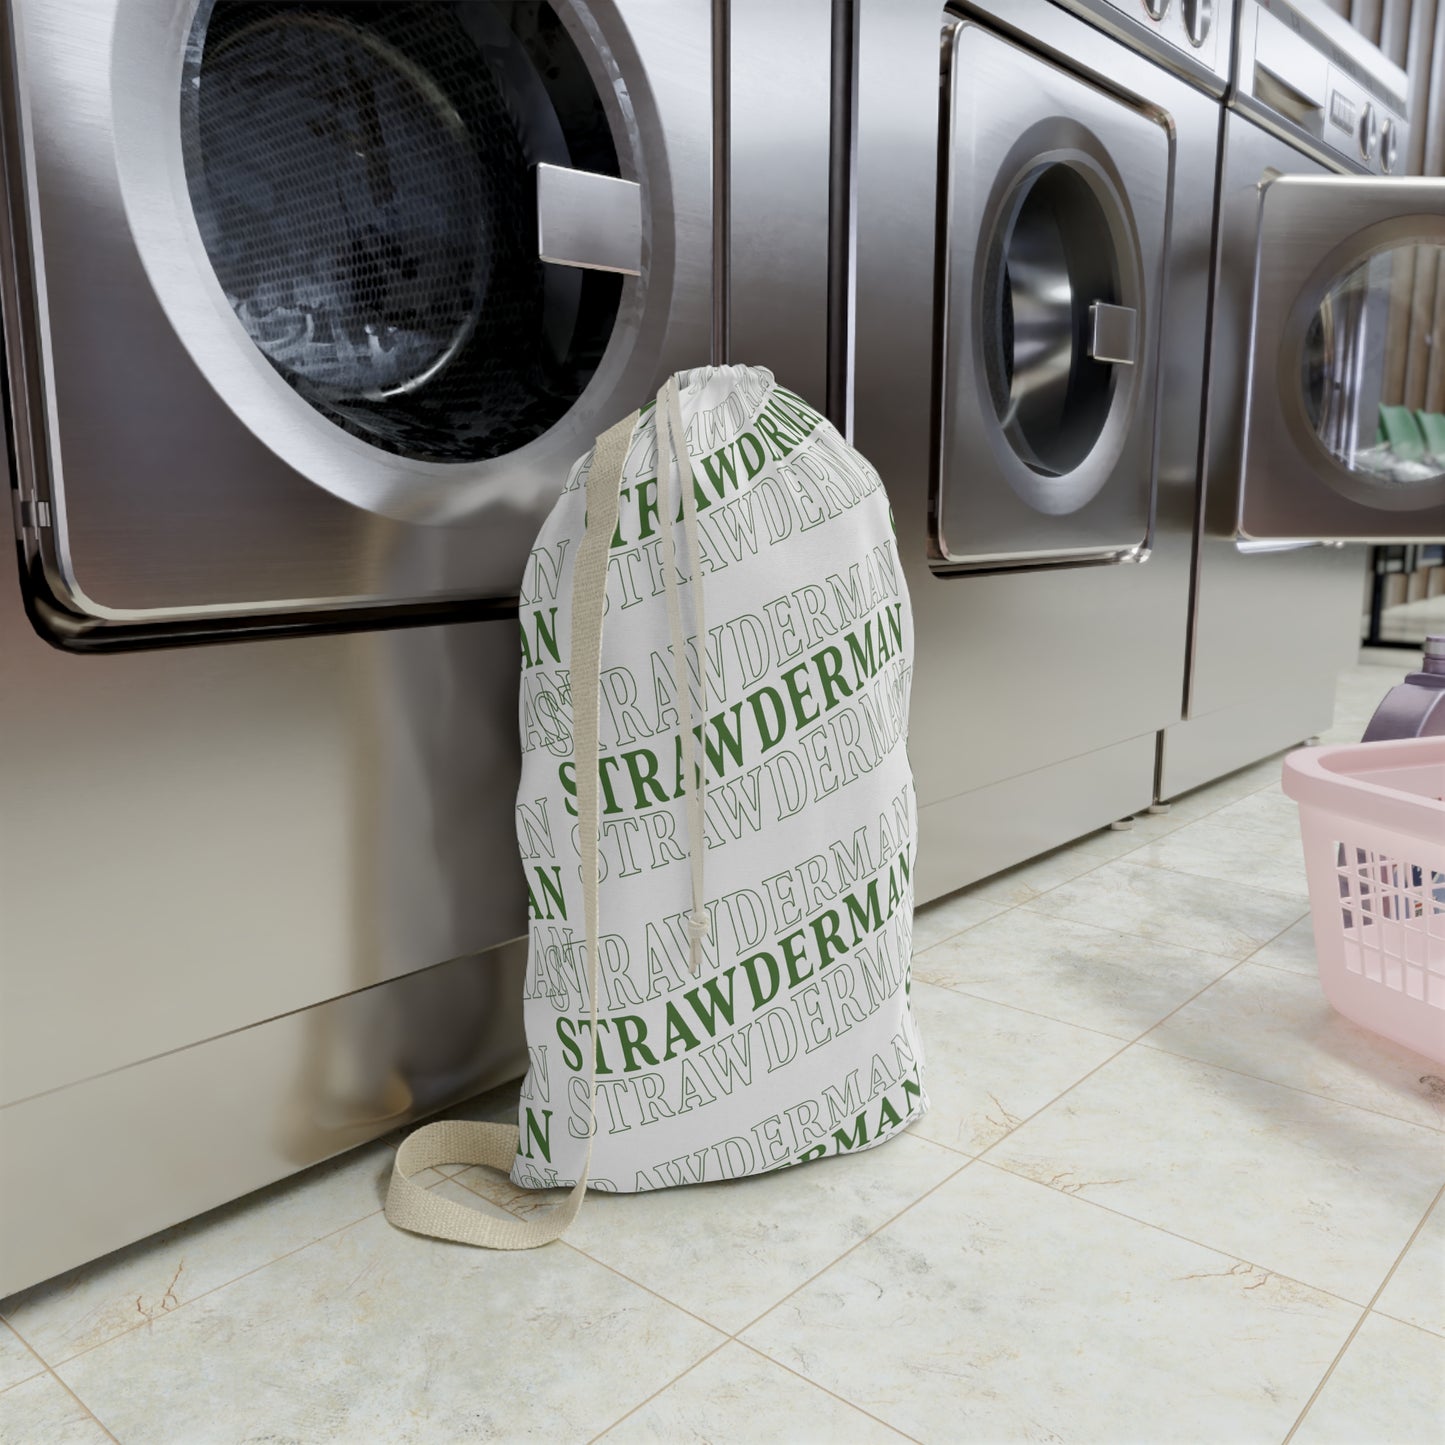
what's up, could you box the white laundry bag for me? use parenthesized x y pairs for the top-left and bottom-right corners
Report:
(386, 365), (926, 1248)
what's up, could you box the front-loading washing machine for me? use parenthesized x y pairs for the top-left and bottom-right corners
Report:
(1158, 0), (1445, 797)
(846, 0), (1226, 900)
(0, 1), (831, 1293)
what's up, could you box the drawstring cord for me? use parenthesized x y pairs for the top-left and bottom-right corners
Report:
(656, 376), (709, 976)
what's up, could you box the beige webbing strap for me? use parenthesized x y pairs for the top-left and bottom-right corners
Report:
(383, 408), (640, 1249)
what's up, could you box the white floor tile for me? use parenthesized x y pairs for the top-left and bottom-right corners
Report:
(987, 1047), (1445, 1303)
(741, 1163), (1358, 1445)
(597, 1341), (909, 1444)
(1, 1143), (398, 1366)
(957, 829), (1148, 910)
(54, 1182), (722, 1445)
(0, 1325), (40, 1396)
(454, 1133), (961, 1335)
(1292, 1312), (1445, 1445)
(1206, 788), (1304, 843)
(910, 889), (1008, 953)
(0, 1373), (112, 1445)
(1376, 1195), (1445, 1338)
(908, 983), (1121, 1156)
(1023, 858), (1307, 961)
(1251, 914), (1322, 976)
(1143, 963), (1445, 1132)
(1134, 813), (1311, 900)
(913, 909), (1235, 1040)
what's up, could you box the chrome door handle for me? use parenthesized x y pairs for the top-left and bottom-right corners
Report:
(536, 163), (642, 276)
(1088, 302), (1138, 366)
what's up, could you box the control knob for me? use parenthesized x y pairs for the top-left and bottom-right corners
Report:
(1143, 0), (1170, 18)
(1380, 117), (1399, 174)
(1359, 103), (1380, 162)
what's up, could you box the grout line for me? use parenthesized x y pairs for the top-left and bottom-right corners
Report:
(556, 1240), (727, 1340)
(1280, 1181), (1445, 1445)
(20, 1188), (402, 1374)
(973, 1157), (1375, 1316)
(919, 902), (1265, 971)
(0, 1316), (46, 1392)
(582, 1338), (734, 1445)
(1111, 903), (1445, 1136)
(911, 777), (1299, 966)
(1130, 1037), (1445, 1135)
(0, 1319), (120, 1443)
(1249, 956), (1317, 979)
(440, 1168), (735, 1338)
(909, 978), (1137, 1045)
(727, 1155), (976, 1340)
(1370, 1306), (1445, 1343)
(731, 1337), (926, 1444)
(914, 888), (1287, 1060)
(37, 1370), (120, 1444)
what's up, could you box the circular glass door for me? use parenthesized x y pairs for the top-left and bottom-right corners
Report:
(1302, 244), (1445, 497)
(980, 160), (1136, 507)
(181, 0), (622, 464)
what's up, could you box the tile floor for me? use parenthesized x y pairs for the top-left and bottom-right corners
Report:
(3, 650), (1442, 1444)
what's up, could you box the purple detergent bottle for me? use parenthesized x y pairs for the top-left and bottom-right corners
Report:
(1362, 636), (1445, 741)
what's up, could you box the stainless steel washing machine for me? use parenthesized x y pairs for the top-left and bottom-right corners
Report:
(848, 0), (1226, 900)
(0, 0), (830, 1294)
(1158, 0), (1445, 797)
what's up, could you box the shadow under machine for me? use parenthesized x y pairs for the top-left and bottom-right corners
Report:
(1159, 0), (1445, 796)
(0, 0), (762, 1295)
(845, 0), (1228, 901)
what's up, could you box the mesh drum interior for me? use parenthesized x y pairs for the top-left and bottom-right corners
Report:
(182, 1), (624, 464)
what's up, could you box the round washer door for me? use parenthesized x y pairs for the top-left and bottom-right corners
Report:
(111, 0), (671, 528)
(934, 22), (1169, 569)
(181, 0), (627, 467)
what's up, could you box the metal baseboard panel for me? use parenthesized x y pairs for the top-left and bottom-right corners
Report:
(1157, 682), (1338, 801)
(915, 733), (1156, 905)
(0, 941), (527, 1298)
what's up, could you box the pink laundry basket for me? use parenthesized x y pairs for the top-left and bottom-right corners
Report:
(1282, 737), (1445, 1066)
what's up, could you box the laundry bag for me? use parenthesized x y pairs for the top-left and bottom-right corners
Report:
(386, 365), (926, 1248)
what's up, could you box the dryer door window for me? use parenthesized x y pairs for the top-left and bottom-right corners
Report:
(182, 1), (628, 465)
(1240, 175), (1445, 540)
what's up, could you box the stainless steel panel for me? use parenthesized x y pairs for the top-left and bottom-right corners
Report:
(725, 0), (831, 409)
(1052, 0), (1235, 93)
(851, 0), (1212, 851)
(0, 940), (527, 1297)
(916, 733), (1156, 904)
(934, 19), (1169, 568)
(535, 163), (643, 274)
(1, 0), (714, 633)
(1233, 0), (1409, 176)
(0, 562), (526, 1106)
(1158, 675), (1339, 798)
(1183, 114), (1366, 727)
(1239, 175), (1445, 539)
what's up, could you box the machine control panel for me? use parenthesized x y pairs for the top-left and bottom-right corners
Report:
(1235, 0), (1408, 176)
(1055, 0), (1231, 92)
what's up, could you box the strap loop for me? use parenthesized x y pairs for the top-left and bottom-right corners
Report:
(383, 408), (639, 1249)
